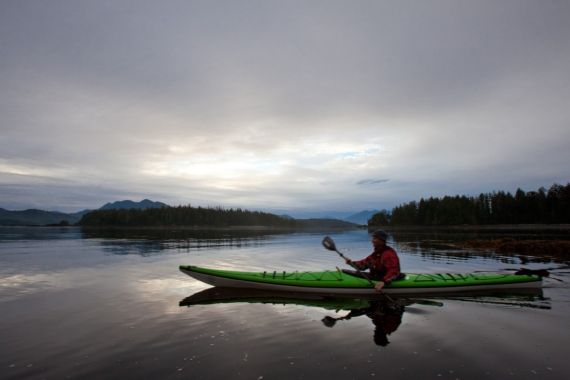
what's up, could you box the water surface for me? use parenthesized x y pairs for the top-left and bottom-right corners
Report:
(1, 227), (568, 379)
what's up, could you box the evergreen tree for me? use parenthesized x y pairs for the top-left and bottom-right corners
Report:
(368, 183), (570, 226)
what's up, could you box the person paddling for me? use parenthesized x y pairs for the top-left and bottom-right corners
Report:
(345, 230), (402, 292)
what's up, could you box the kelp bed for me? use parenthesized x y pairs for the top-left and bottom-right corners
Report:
(458, 238), (570, 259)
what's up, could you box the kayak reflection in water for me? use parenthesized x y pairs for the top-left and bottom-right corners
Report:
(322, 298), (405, 346)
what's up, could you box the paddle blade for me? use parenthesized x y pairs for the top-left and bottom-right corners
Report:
(321, 316), (337, 328)
(322, 236), (337, 252)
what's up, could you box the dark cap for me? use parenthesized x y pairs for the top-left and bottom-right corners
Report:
(372, 230), (388, 241)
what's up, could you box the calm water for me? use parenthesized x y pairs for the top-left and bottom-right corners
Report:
(1, 227), (569, 380)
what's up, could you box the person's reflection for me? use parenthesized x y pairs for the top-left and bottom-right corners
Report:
(322, 299), (405, 346)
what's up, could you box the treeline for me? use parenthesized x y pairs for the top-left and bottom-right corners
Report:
(79, 205), (298, 228)
(369, 183), (570, 226)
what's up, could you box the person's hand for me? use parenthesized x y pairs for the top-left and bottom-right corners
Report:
(345, 258), (352, 265)
(374, 281), (385, 292)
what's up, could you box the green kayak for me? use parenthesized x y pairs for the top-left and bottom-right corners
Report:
(179, 265), (542, 295)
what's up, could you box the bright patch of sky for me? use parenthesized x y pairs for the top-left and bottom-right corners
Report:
(1, 0), (569, 215)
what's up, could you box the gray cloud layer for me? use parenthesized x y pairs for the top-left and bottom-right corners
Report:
(1, 1), (569, 213)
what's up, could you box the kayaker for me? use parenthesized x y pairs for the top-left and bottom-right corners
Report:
(345, 229), (402, 292)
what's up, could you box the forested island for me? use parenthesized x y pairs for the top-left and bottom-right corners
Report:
(79, 205), (356, 230)
(369, 183), (570, 226)
(80, 206), (292, 227)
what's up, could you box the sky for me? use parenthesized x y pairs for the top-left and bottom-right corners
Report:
(1, 0), (569, 216)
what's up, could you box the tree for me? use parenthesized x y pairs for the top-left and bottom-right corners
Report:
(368, 209), (391, 225)
(368, 183), (570, 226)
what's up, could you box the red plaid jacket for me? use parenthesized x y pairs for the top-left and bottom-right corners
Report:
(350, 245), (401, 283)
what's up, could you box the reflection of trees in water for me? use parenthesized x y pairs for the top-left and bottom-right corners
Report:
(445, 293), (551, 310)
(80, 228), (282, 256)
(393, 233), (501, 263)
(389, 229), (570, 264)
(0, 226), (83, 241)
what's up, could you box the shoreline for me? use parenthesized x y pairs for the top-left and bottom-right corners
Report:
(372, 224), (570, 232)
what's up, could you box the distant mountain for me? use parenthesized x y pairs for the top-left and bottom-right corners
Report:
(0, 199), (169, 226)
(295, 218), (359, 230)
(273, 210), (380, 224)
(271, 210), (352, 220)
(0, 208), (85, 226)
(100, 199), (168, 210)
(343, 210), (379, 225)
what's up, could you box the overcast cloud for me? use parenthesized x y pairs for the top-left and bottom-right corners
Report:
(1, 0), (569, 214)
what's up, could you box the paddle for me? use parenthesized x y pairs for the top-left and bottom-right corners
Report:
(322, 236), (350, 261)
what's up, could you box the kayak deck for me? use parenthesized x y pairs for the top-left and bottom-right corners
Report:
(179, 265), (542, 295)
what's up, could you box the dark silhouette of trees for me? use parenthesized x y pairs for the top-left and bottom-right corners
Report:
(368, 209), (391, 226)
(79, 205), (298, 228)
(369, 183), (570, 226)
